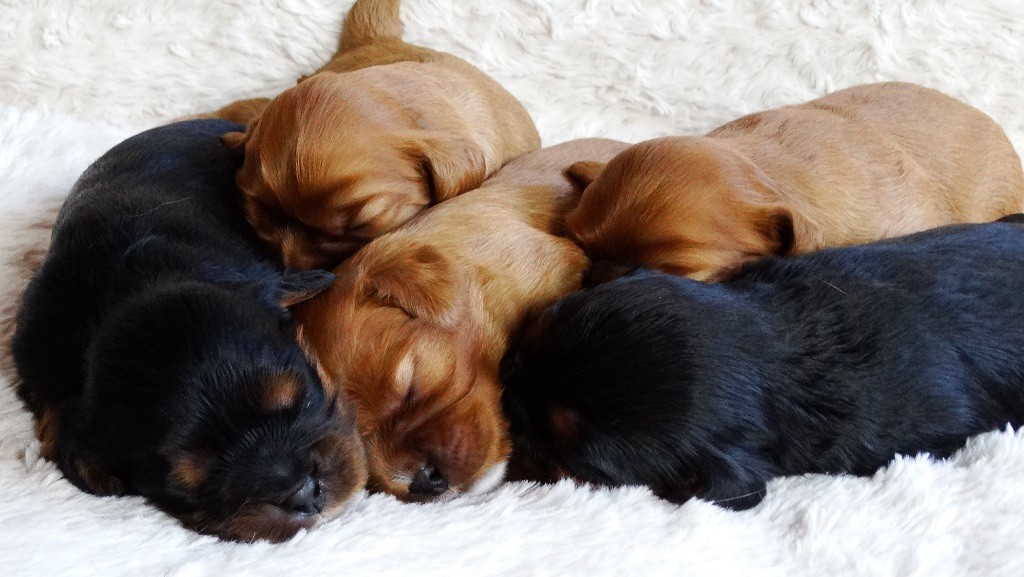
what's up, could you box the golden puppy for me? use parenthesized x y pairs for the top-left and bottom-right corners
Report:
(294, 138), (628, 501)
(223, 0), (541, 270)
(568, 82), (1024, 282)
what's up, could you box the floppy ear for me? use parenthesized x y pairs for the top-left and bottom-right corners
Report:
(360, 244), (468, 329)
(755, 206), (794, 256)
(413, 134), (487, 202)
(278, 269), (337, 308)
(566, 161), (606, 191)
(708, 204), (794, 283)
(725, 155), (795, 260)
(221, 131), (248, 158)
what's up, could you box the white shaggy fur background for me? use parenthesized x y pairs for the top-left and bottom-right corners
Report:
(2, 1), (1024, 575)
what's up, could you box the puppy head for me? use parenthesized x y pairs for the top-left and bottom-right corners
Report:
(296, 243), (510, 501)
(566, 137), (794, 282)
(57, 273), (368, 542)
(500, 270), (772, 510)
(223, 74), (487, 270)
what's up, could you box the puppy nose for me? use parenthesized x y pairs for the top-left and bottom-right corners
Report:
(280, 475), (325, 516)
(408, 464), (449, 496)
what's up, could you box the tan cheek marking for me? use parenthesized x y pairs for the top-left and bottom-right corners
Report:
(262, 374), (303, 411)
(172, 452), (211, 491)
(549, 406), (580, 446)
(35, 408), (61, 461)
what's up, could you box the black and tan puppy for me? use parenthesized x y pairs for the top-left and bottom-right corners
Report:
(501, 218), (1024, 509)
(11, 120), (367, 542)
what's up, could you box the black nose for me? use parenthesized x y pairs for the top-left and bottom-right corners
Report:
(408, 464), (449, 496)
(280, 475), (325, 516)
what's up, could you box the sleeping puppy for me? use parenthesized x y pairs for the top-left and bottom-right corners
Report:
(223, 0), (542, 270)
(501, 217), (1024, 509)
(295, 138), (627, 501)
(11, 120), (367, 542)
(567, 82), (1024, 282)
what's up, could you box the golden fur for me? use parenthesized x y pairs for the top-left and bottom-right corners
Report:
(221, 0), (541, 269)
(294, 139), (627, 500)
(567, 82), (1024, 281)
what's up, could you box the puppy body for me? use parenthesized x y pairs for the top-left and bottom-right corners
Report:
(225, 0), (541, 269)
(12, 120), (367, 542)
(296, 138), (626, 500)
(568, 82), (1024, 280)
(501, 219), (1024, 509)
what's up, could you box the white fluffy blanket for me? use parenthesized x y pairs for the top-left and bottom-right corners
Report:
(2, 1), (1024, 575)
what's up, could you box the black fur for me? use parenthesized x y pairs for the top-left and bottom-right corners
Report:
(11, 120), (364, 542)
(501, 220), (1024, 509)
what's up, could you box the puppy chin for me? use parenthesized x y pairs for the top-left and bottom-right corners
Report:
(397, 461), (507, 501)
(186, 503), (317, 544)
(465, 461), (508, 495)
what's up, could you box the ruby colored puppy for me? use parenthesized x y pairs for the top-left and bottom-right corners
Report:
(568, 82), (1024, 281)
(294, 139), (628, 501)
(223, 0), (541, 269)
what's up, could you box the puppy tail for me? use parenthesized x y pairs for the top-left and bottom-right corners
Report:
(339, 0), (404, 52)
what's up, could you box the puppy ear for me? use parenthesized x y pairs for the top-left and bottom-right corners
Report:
(566, 161), (606, 191)
(413, 134), (487, 202)
(360, 244), (468, 329)
(221, 131), (248, 158)
(755, 206), (794, 256)
(721, 155), (796, 268)
(278, 269), (337, 308)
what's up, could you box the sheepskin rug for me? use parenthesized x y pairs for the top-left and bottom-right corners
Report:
(2, 1), (1024, 575)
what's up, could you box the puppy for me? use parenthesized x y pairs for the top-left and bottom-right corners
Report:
(223, 0), (542, 270)
(501, 218), (1024, 509)
(11, 120), (367, 542)
(567, 82), (1024, 282)
(295, 138), (627, 500)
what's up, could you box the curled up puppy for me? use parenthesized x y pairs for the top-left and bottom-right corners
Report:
(222, 0), (542, 269)
(295, 138), (627, 501)
(12, 120), (367, 543)
(501, 217), (1024, 509)
(567, 82), (1024, 282)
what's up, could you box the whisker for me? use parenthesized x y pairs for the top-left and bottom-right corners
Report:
(713, 489), (766, 503)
